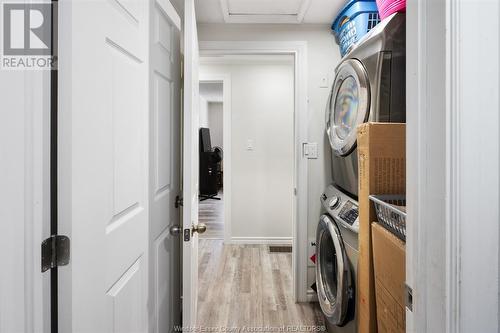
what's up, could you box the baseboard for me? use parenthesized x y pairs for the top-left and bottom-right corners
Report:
(306, 288), (318, 302)
(229, 237), (292, 245)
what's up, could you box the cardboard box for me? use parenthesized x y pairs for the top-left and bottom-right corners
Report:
(357, 123), (405, 333)
(372, 223), (406, 333)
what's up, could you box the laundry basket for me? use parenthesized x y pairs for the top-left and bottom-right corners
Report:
(331, 0), (381, 57)
(376, 0), (406, 20)
(369, 194), (406, 241)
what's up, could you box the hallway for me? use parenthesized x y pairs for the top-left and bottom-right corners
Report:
(197, 239), (325, 330)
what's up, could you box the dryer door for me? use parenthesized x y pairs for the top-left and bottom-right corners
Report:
(326, 59), (370, 156)
(316, 214), (353, 326)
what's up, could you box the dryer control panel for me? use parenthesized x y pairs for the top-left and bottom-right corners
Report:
(321, 185), (359, 233)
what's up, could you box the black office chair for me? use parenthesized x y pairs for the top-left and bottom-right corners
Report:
(199, 128), (223, 201)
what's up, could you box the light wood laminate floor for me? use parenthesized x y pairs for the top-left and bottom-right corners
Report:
(197, 239), (325, 331)
(199, 193), (224, 239)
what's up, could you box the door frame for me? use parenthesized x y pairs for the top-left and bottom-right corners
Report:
(407, 0), (500, 331)
(0, 62), (51, 333)
(199, 41), (309, 302)
(1, 0), (55, 330)
(198, 73), (232, 244)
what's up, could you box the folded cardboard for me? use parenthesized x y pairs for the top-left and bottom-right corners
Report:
(372, 222), (406, 333)
(357, 123), (406, 333)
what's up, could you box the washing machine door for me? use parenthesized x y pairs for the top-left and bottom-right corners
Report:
(316, 214), (353, 326)
(326, 59), (370, 156)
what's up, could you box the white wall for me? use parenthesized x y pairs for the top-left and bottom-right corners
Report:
(199, 95), (209, 128)
(207, 102), (223, 149)
(199, 81), (224, 148)
(201, 62), (295, 241)
(198, 24), (340, 283)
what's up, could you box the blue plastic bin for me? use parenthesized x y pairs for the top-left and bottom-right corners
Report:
(331, 0), (381, 57)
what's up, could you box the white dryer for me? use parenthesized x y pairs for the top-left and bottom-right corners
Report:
(327, 13), (406, 198)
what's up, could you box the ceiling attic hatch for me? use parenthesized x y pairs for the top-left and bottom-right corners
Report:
(220, 0), (312, 24)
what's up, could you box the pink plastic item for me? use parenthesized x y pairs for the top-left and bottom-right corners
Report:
(376, 0), (406, 20)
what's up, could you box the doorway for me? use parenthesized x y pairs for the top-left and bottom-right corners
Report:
(198, 81), (225, 240)
(198, 55), (296, 245)
(195, 51), (322, 328)
(198, 42), (309, 305)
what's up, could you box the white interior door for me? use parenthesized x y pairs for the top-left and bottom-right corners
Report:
(148, 1), (182, 333)
(58, 1), (150, 332)
(182, 0), (200, 328)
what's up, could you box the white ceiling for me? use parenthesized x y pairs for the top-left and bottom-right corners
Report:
(171, 0), (344, 24)
(227, 0), (304, 15)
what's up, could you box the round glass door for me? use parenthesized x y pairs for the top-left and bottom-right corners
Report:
(319, 223), (339, 303)
(316, 215), (352, 326)
(326, 59), (370, 156)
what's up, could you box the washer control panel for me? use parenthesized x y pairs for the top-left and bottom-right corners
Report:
(338, 200), (359, 226)
(320, 185), (359, 233)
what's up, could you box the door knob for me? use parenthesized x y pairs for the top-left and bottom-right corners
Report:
(169, 225), (182, 236)
(192, 223), (207, 234)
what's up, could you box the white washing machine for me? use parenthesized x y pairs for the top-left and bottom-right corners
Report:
(316, 185), (359, 333)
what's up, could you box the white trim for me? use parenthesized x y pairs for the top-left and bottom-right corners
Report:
(199, 41), (309, 303)
(199, 73), (232, 245)
(406, 0), (448, 330)
(445, 1), (460, 331)
(0, 54), (50, 333)
(200, 55), (295, 66)
(218, 0), (312, 24)
(229, 237), (293, 245)
(296, 0), (312, 23)
(446, 1), (499, 332)
(155, 0), (181, 30)
(408, 0), (500, 332)
(0, 3), (51, 332)
(306, 288), (318, 302)
(26, 66), (51, 333)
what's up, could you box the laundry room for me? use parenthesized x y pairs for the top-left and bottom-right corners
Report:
(195, 1), (409, 332)
(176, 0), (498, 332)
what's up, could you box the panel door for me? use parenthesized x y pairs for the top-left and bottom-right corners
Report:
(148, 1), (182, 332)
(58, 1), (150, 332)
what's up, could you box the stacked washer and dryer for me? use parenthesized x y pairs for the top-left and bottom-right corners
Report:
(316, 13), (406, 333)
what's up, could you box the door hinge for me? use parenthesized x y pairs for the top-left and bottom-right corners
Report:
(41, 235), (70, 272)
(175, 195), (183, 208)
(405, 283), (413, 312)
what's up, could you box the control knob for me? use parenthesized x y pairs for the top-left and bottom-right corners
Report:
(329, 196), (341, 210)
